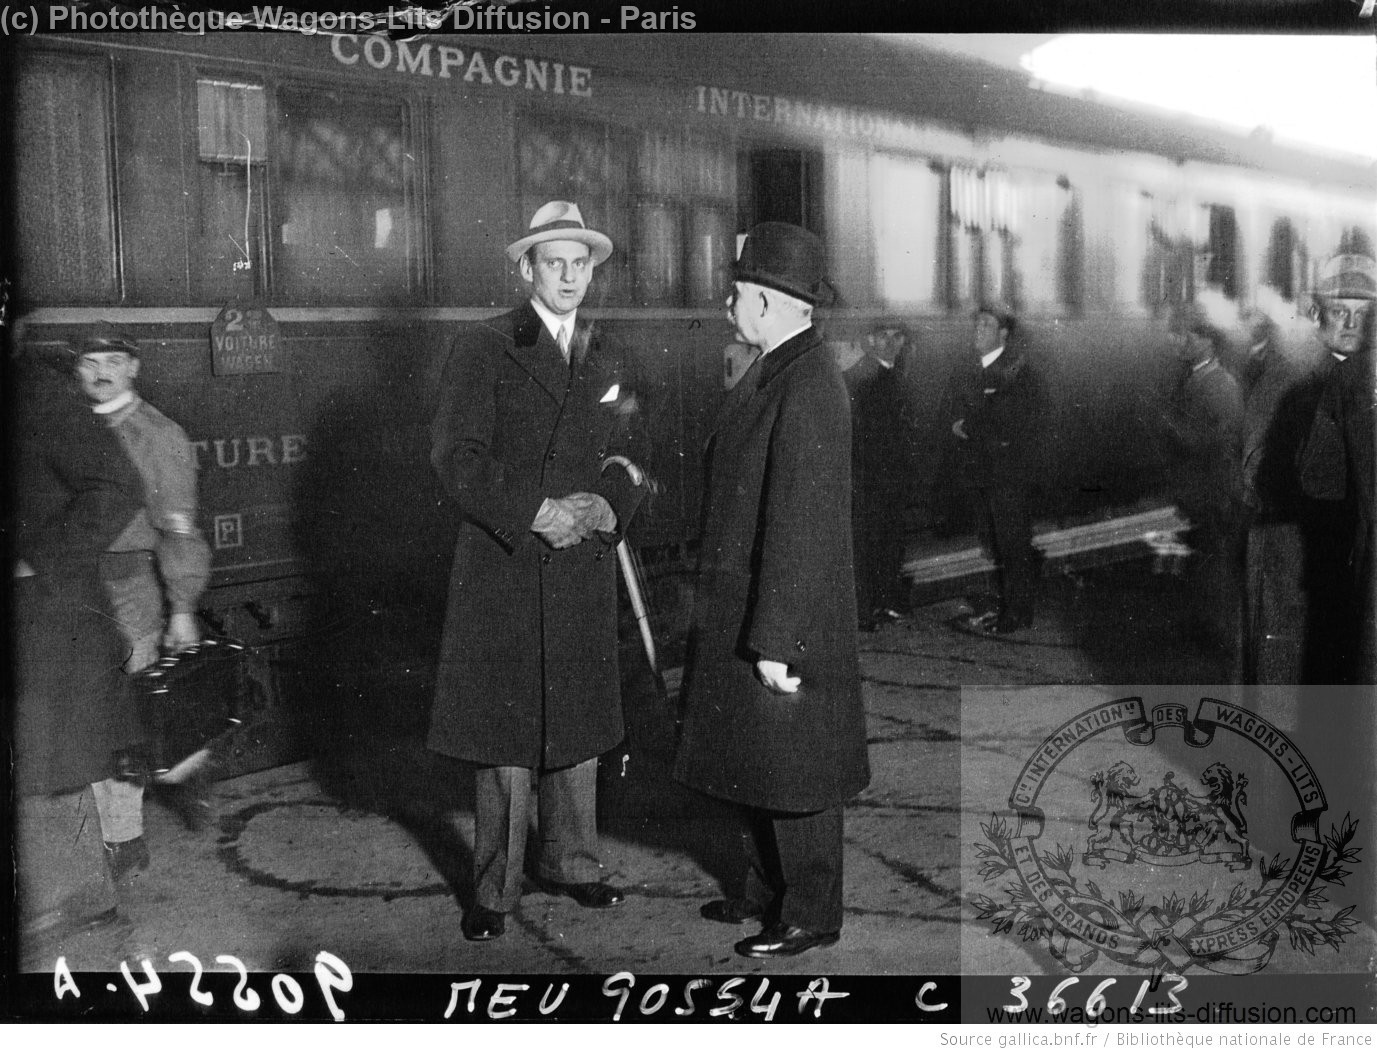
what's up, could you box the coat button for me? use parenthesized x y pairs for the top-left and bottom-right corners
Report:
(547, 450), (557, 461)
(595, 551), (604, 561)
(795, 640), (806, 653)
(596, 448), (606, 460)
(542, 553), (552, 564)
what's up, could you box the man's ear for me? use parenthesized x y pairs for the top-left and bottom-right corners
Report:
(518, 253), (534, 284)
(1308, 302), (1321, 326)
(129, 357), (141, 381)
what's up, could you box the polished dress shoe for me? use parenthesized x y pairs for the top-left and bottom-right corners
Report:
(538, 878), (625, 908)
(700, 898), (763, 924)
(462, 905), (506, 941)
(734, 922), (840, 958)
(104, 836), (150, 883)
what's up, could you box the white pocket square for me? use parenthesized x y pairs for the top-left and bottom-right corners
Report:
(599, 383), (620, 403)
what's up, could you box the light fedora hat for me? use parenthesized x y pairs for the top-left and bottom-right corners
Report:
(506, 200), (613, 265)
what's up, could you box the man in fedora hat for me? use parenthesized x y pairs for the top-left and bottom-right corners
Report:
(428, 201), (648, 941)
(673, 222), (869, 958)
(1299, 249), (1375, 682)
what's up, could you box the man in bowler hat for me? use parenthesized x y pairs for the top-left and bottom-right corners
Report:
(674, 222), (870, 958)
(428, 201), (649, 941)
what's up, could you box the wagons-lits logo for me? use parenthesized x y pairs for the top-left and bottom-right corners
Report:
(973, 697), (1362, 975)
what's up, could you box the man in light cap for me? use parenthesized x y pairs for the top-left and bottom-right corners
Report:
(674, 222), (869, 958)
(74, 325), (214, 881)
(1299, 250), (1375, 682)
(429, 201), (648, 941)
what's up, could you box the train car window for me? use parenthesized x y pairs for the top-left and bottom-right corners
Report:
(1001, 172), (1080, 314)
(274, 88), (417, 304)
(193, 79), (269, 301)
(198, 81), (267, 162)
(948, 165), (986, 309)
(518, 112), (633, 303)
(1096, 184), (1152, 309)
(13, 54), (119, 304)
(948, 166), (1079, 315)
(1338, 225), (1374, 257)
(518, 116), (736, 306)
(1202, 204), (1239, 300)
(868, 153), (942, 310)
(1263, 216), (1303, 301)
(742, 147), (821, 233)
(1143, 195), (1198, 308)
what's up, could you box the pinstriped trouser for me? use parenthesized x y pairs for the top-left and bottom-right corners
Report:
(473, 758), (603, 912)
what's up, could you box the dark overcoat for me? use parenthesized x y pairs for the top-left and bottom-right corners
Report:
(13, 368), (145, 796)
(427, 302), (647, 770)
(673, 328), (870, 813)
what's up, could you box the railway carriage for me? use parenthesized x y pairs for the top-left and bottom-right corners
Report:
(7, 32), (1373, 765)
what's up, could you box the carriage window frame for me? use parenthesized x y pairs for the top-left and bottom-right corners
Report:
(13, 49), (122, 306)
(516, 108), (741, 308)
(189, 67), (426, 306)
(944, 162), (1081, 317)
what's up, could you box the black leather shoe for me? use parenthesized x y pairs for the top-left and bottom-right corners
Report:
(103, 836), (150, 883)
(700, 898), (763, 924)
(538, 878), (625, 908)
(735, 922), (840, 958)
(462, 906), (506, 941)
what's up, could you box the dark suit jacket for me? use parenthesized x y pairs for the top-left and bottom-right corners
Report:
(942, 344), (1043, 489)
(14, 367), (145, 795)
(427, 301), (648, 769)
(674, 327), (870, 813)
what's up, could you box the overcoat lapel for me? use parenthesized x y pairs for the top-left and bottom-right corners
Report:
(505, 301), (569, 405)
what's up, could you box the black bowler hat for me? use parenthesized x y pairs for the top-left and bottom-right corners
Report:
(734, 222), (831, 306)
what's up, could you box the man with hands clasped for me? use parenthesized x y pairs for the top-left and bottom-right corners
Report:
(428, 201), (648, 942)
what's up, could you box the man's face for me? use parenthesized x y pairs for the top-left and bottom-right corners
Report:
(727, 281), (767, 348)
(520, 240), (593, 318)
(76, 350), (139, 403)
(1316, 297), (1373, 357)
(869, 327), (907, 364)
(972, 312), (1006, 356)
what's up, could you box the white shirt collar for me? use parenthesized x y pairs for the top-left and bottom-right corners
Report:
(980, 345), (1005, 369)
(91, 390), (136, 415)
(529, 298), (576, 345)
(761, 322), (812, 357)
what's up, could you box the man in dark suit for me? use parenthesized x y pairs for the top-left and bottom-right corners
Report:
(1159, 303), (1245, 662)
(674, 223), (870, 959)
(14, 355), (145, 939)
(844, 323), (919, 630)
(1299, 251), (1375, 683)
(943, 304), (1043, 634)
(428, 201), (648, 941)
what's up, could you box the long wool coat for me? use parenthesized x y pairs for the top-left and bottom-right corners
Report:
(14, 367), (146, 796)
(673, 328), (870, 813)
(428, 302), (647, 770)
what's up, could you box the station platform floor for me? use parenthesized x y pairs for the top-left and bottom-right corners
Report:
(13, 560), (1376, 1022)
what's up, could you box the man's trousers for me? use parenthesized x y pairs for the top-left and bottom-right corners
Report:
(738, 805), (845, 933)
(473, 758), (603, 912)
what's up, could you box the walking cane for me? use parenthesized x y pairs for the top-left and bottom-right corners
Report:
(601, 456), (665, 694)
